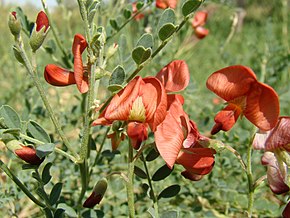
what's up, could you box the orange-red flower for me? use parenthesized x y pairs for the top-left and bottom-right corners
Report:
(206, 65), (279, 134)
(35, 11), (49, 33)
(156, 0), (178, 9)
(192, 11), (209, 39)
(253, 117), (290, 195)
(93, 76), (167, 149)
(44, 34), (89, 93)
(154, 94), (215, 180)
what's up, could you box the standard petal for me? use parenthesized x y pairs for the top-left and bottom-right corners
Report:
(156, 60), (190, 93)
(105, 77), (141, 121)
(72, 34), (89, 93)
(143, 77), (167, 131)
(44, 64), (76, 86)
(206, 65), (257, 101)
(244, 82), (279, 131)
(155, 111), (184, 168)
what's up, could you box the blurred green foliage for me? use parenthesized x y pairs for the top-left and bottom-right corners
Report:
(0, 0), (289, 217)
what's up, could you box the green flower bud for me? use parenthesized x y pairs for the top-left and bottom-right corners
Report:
(8, 11), (22, 37)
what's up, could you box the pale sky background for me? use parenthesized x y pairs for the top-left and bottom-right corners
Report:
(3, 0), (57, 8)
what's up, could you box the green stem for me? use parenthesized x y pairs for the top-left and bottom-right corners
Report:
(246, 128), (257, 218)
(224, 144), (247, 172)
(106, 2), (153, 41)
(16, 42), (78, 158)
(19, 133), (77, 162)
(0, 159), (46, 208)
(141, 154), (159, 218)
(126, 144), (135, 218)
(41, 0), (72, 68)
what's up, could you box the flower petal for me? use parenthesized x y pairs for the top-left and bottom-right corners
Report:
(194, 26), (209, 39)
(156, 60), (190, 93)
(261, 152), (289, 195)
(283, 202), (290, 218)
(44, 64), (76, 86)
(252, 130), (270, 150)
(192, 11), (208, 28)
(155, 111), (184, 168)
(105, 77), (142, 121)
(206, 65), (257, 101)
(156, 0), (177, 9)
(211, 103), (242, 134)
(265, 117), (290, 151)
(244, 82), (279, 131)
(72, 34), (89, 93)
(143, 77), (167, 131)
(181, 171), (204, 181)
(36, 11), (49, 32)
(176, 147), (215, 175)
(127, 122), (148, 150)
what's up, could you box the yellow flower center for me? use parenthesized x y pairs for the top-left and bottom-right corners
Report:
(128, 96), (146, 122)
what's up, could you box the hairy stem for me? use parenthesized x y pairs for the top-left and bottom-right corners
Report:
(0, 159), (46, 208)
(126, 144), (135, 218)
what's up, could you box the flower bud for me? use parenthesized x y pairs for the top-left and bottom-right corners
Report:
(29, 11), (50, 52)
(6, 140), (44, 165)
(8, 11), (22, 37)
(83, 178), (108, 208)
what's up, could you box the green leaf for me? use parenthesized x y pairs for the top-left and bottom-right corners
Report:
(57, 203), (77, 218)
(152, 164), (173, 181)
(42, 162), (52, 185)
(157, 8), (176, 30)
(136, 1), (144, 10)
(109, 65), (126, 86)
(160, 210), (178, 218)
(36, 143), (55, 159)
(109, 19), (119, 30)
(123, 8), (132, 19)
(0, 128), (20, 137)
(27, 120), (51, 143)
(53, 208), (65, 218)
(43, 208), (53, 218)
(158, 184), (180, 199)
(146, 147), (159, 162)
(49, 182), (62, 205)
(182, 0), (202, 17)
(107, 84), (124, 92)
(134, 166), (147, 179)
(0, 105), (21, 129)
(132, 46), (152, 65)
(137, 33), (154, 49)
(158, 23), (177, 41)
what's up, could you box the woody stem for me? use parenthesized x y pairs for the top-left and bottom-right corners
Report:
(16, 41), (78, 159)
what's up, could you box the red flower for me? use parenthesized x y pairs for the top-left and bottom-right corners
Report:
(156, 0), (178, 9)
(132, 2), (145, 21)
(206, 65), (279, 134)
(253, 117), (290, 195)
(192, 11), (209, 39)
(83, 178), (108, 208)
(154, 95), (215, 180)
(15, 145), (44, 165)
(44, 34), (89, 93)
(35, 11), (49, 33)
(93, 76), (167, 149)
